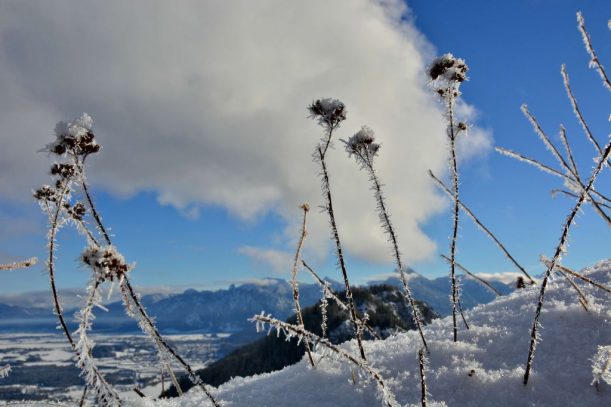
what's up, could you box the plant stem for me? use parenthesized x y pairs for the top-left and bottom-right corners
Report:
(523, 140), (611, 385)
(317, 136), (367, 360)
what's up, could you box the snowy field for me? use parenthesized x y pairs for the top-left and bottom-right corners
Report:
(134, 260), (611, 407)
(0, 333), (221, 404)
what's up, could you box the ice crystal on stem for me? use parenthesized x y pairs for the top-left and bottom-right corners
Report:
(308, 98), (367, 360)
(592, 345), (611, 389)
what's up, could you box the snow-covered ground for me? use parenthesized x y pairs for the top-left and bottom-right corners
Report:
(136, 260), (611, 407)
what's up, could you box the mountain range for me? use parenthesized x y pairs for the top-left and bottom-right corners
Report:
(0, 272), (513, 336)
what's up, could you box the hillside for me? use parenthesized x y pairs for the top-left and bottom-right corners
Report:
(163, 284), (438, 397)
(142, 260), (611, 407)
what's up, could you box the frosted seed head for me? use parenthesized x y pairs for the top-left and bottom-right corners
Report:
(82, 246), (130, 281)
(429, 53), (468, 83)
(308, 98), (347, 129)
(345, 125), (380, 161)
(47, 113), (100, 156)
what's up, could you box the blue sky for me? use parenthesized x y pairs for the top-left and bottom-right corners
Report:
(0, 0), (609, 295)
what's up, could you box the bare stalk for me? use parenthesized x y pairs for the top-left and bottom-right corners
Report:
(290, 204), (315, 366)
(561, 65), (604, 155)
(523, 140), (611, 385)
(576, 12), (611, 90)
(558, 125), (581, 179)
(447, 96), (461, 343)
(430, 170), (536, 284)
(79, 385), (88, 407)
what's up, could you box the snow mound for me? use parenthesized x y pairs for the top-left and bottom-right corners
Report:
(137, 260), (611, 406)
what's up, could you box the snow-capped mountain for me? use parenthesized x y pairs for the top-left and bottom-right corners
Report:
(0, 273), (512, 334)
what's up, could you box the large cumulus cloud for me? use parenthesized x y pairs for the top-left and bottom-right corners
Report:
(0, 0), (491, 268)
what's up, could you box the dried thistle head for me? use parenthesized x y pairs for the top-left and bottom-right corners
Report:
(429, 53), (468, 83)
(34, 185), (58, 202)
(46, 113), (100, 156)
(345, 125), (380, 164)
(82, 246), (130, 281)
(50, 163), (76, 179)
(300, 203), (310, 212)
(307, 98), (347, 129)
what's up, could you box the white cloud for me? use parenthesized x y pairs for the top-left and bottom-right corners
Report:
(238, 246), (292, 275)
(0, 1), (492, 266)
(475, 272), (523, 285)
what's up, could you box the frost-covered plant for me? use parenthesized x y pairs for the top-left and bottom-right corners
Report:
(592, 345), (611, 390)
(308, 98), (367, 360)
(252, 313), (399, 407)
(428, 53), (469, 342)
(301, 260), (380, 340)
(495, 13), (611, 385)
(35, 114), (219, 406)
(343, 125), (428, 352)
